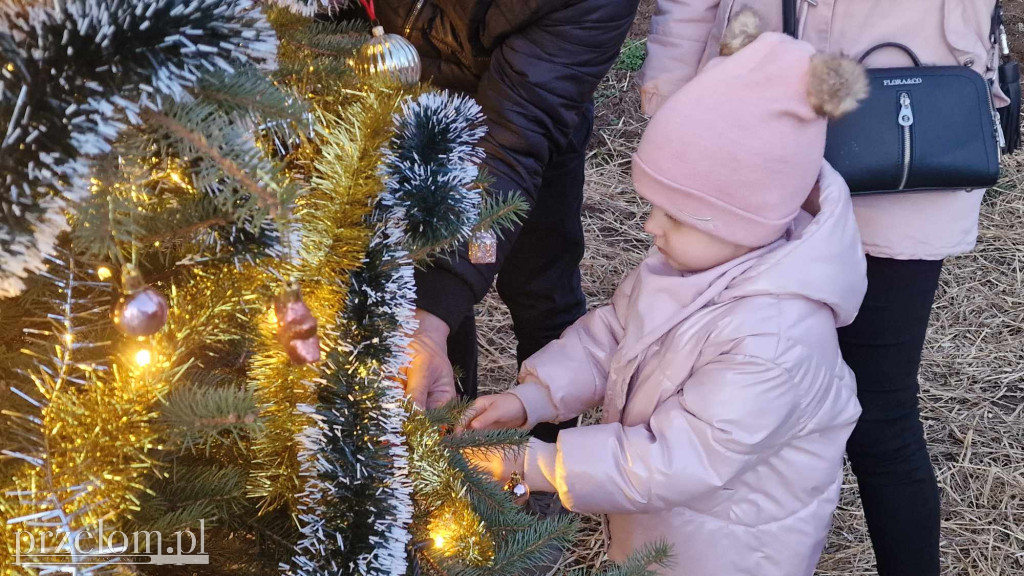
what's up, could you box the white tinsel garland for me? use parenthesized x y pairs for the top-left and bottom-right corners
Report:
(378, 91), (487, 252)
(288, 90), (489, 576)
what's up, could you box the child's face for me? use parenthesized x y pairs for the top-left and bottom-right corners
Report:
(644, 206), (754, 273)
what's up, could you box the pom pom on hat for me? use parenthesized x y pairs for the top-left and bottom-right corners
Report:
(807, 54), (870, 119)
(720, 7), (763, 56)
(719, 7), (869, 120)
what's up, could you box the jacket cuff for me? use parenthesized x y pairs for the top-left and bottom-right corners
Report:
(523, 438), (558, 494)
(414, 266), (476, 330)
(509, 380), (560, 430)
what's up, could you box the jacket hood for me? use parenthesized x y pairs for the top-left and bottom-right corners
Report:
(718, 161), (867, 327)
(616, 161), (866, 359)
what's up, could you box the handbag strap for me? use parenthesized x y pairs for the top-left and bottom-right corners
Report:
(858, 42), (923, 66)
(993, 1), (1010, 57)
(783, 0), (797, 38)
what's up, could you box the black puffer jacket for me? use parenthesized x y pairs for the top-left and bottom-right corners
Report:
(376, 0), (639, 329)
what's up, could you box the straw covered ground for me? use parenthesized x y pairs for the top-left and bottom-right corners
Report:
(476, 1), (1024, 574)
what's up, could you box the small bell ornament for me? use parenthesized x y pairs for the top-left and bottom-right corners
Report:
(275, 282), (321, 365)
(468, 229), (497, 264)
(113, 265), (169, 337)
(351, 0), (420, 87)
(503, 471), (530, 506)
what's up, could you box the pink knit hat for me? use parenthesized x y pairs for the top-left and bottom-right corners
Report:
(633, 9), (867, 248)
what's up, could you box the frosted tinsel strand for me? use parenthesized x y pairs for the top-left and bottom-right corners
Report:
(265, 0), (354, 17)
(0, 0), (278, 297)
(378, 91), (486, 255)
(288, 242), (415, 576)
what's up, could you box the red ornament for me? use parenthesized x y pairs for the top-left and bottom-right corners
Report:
(113, 265), (169, 337)
(275, 282), (320, 365)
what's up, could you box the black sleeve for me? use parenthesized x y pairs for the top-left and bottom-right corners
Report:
(415, 0), (641, 329)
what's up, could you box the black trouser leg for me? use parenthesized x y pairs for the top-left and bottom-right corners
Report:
(496, 106), (592, 443)
(447, 105), (593, 444)
(840, 256), (943, 576)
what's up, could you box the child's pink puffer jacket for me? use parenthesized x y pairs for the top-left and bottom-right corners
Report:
(510, 163), (866, 575)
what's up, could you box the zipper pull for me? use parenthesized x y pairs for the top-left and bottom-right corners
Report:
(898, 92), (914, 127)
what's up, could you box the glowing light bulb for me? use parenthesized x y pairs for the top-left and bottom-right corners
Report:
(432, 534), (446, 549)
(96, 266), (113, 281)
(135, 348), (152, 367)
(168, 171), (186, 187)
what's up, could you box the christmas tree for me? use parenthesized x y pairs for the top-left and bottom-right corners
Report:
(0, 0), (670, 574)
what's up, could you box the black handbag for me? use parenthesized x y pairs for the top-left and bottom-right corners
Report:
(784, 3), (1002, 195)
(823, 43), (1001, 195)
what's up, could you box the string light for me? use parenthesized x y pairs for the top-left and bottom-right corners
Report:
(96, 266), (113, 281)
(432, 533), (446, 549)
(134, 348), (152, 367)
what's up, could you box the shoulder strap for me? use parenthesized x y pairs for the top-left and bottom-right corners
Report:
(993, 1), (1010, 57)
(783, 0), (797, 38)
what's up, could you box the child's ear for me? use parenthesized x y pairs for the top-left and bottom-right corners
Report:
(807, 55), (870, 119)
(720, 7), (763, 56)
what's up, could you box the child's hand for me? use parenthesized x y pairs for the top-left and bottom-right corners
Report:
(463, 393), (528, 431)
(466, 447), (523, 486)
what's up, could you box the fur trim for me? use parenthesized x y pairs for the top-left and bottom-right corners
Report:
(807, 55), (869, 119)
(720, 8), (763, 56)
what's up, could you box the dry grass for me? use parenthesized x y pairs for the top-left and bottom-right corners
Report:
(476, 3), (1024, 574)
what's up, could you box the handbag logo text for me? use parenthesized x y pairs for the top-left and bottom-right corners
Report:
(883, 77), (923, 86)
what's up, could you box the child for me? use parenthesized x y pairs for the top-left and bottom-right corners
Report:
(464, 11), (870, 575)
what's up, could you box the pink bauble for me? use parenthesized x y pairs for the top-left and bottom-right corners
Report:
(114, 287), (169, 337)
(275, 287), (321, 365)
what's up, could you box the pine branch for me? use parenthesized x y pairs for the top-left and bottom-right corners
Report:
(458, 515), (579, 576)
(271, 7), (368, 56)
(142, 108), (282, 217)
(139, 217), (232, 246)
(197, 67), (308, 125)
(475, 190), (530, 238)
(592, 541), (675, 576)
(392, 191), (528, 269)
(446, 452), (524, 529)
(441, 429), (529, 452)
(160, 380), (260, 451)
(425, 399), (475, 428)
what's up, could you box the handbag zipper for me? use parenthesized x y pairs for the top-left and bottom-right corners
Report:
(797, 0), (817, 39)
(989, 80), (1005, 160)
(898, 91), (914, 190)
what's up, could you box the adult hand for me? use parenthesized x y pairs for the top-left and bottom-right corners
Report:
(403, 308), (457, 410)
(462, 393), (528, 431)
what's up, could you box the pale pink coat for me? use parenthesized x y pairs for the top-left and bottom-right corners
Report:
(509, 163), (865, 575)
(639, 0), (1006, 260)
